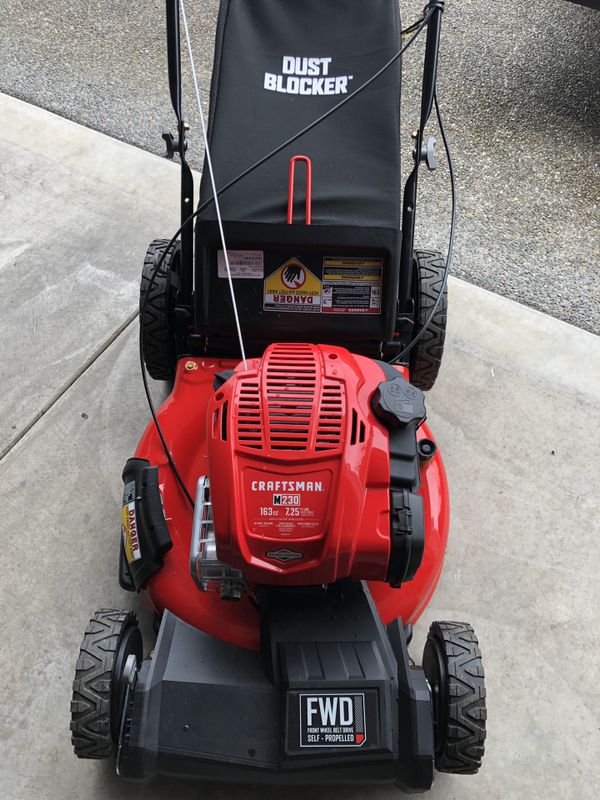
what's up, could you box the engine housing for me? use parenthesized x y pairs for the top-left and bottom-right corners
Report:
(208, 343), (416, 586)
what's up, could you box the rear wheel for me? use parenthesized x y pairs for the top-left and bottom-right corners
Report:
(422, 621), (486, 774)
(70, 609), (142, 758)
(140, 239), (181, 381)
(409, 250), (447, 391)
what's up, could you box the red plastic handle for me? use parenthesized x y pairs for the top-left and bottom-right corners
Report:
(287, 155), (312, 225)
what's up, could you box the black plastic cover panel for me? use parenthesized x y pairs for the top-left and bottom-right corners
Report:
(119, 458), (172, 592)
(199, 0), (402, 227)
(195, 220), (400, 356)
(118, 585), (434, 790)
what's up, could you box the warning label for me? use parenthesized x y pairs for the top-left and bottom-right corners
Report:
(322, 257), (382, 314)
(121, 481), (141, 564)
(264, 258), (322, 313)
(218, 249), (264, 279)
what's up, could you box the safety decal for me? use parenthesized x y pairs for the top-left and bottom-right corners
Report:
(121, 480), (142, 564)
(217, 249), (264, 279)
(322, 257), (382, 314)
(264, 258), (322, 313)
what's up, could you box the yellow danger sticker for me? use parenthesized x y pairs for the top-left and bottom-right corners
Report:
(121, 499), (142, 564)
(264, 258), (322, 313)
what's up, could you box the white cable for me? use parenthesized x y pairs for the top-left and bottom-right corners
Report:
(180, 0), (248, 369)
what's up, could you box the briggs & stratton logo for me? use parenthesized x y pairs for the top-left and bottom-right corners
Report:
(265, 548), (303, 563)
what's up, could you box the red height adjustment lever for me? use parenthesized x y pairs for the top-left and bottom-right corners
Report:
(287, 155), (312, 225)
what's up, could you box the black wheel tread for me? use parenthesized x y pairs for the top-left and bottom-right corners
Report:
(409, 250), (448, 391)
(70, 609), (138, 759)
(428, 620), (486, 774)
(140, 239), (179, 381)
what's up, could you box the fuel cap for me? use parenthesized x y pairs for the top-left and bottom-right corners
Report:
(371, 375), (426, 429)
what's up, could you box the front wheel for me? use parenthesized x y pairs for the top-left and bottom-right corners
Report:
(422, 621), (486, 774)
(70, 609), (143, 758)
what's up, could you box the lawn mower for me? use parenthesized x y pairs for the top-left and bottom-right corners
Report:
(70, 0), (486, 790)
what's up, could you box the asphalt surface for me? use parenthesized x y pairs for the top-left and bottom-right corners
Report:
(1, 0), (599, 331)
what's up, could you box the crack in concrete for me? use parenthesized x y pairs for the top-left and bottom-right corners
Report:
(0, 309), (138, 462)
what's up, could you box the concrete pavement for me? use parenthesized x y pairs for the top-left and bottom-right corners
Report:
(1, 93), (600, 799)
(0, 95), (180, 454)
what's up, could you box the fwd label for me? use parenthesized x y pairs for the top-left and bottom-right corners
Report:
(299, 693), (366, 747)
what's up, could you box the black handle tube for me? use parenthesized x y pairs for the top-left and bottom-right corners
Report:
(165, 0), (194, 323)
(397, 2), (445, 326)
(166, 0), (182, 123)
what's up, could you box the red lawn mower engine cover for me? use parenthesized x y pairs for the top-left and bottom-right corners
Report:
(208, 342), (427, 587)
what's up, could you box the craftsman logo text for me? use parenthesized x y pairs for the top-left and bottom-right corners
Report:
(251, 480), (323, 492)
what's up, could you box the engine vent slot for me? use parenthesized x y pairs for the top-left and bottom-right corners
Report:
(221, 401), (228, 441)
(349, 409), (366, 445)
(359, 420), (366, 443)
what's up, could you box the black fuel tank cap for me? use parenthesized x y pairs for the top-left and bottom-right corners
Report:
(371, 375), (426, 429)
